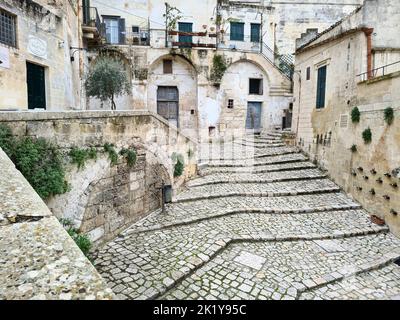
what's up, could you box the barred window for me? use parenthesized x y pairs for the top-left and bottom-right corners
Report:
(0, 9), (17, 47)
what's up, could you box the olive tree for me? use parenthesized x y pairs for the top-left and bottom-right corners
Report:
(85, 57), (131, 110)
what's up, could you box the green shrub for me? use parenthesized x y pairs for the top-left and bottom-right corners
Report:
(362, 128), (372, 144)
(103, 143), (118, 166)
(69, 147), (98, 170)
(210, 54), (228, 83)
(60, 218), (92, 257)
(351, 107), (361, 123)
(174, 158), (184, 177)
(351, 144), (357, 153)
(384, 107), (394, 125)
(120, 147), (137, 167)
(0, 124), (15, 156)
(13, 137), (68, 199)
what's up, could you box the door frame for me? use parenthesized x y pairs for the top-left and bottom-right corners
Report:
(26, 60), (48, 110)
(246, 101), (263, 133)
(157, 86), (180, 128)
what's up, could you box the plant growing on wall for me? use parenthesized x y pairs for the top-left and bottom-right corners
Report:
(69, 147), (98, 170)
(351, 107), (361, 123)
(362, 128), (372, 144)
(351, 144), (357, 153)
(59, 218), (92, 257)
(172, 152), (185, 177)
(210, 54), (228, 84)
(0, 124), (69, 200)
(163, 3), (182, 31)
(384, 107), (394, 125)
(85, 57), (131, 110)
(120, 148), (137, 168)
(103, 143), (119, 166)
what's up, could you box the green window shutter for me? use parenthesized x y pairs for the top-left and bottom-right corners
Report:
(316, 66), (327, 109)
(250, 23), (260, 42)
(178, 22), (193, 45)
(230, 22), (244, 41)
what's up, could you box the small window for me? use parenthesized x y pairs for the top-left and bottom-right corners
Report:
(306, 67), (311, 80)
(316, 65), (327, 109)
(132, 26), (139, 33)
(230, 22), (244, 41)
(249, 78), (263, 95)
(163, 59), (173, 74)
(228, 99), (234, 109)
(0, 9), (17, 47)
(250, 23), (261, 43)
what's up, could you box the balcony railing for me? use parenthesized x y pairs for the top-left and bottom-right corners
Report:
(104, 26), (150, 46)
(357, 60), (400, 82)
(81, 6), (105, 41)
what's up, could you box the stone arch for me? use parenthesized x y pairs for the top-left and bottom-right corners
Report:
(147, 53), (199, 141)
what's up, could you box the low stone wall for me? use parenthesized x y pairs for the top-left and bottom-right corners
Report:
(0, 148), (113, 300)
(0, 111), (198, 245)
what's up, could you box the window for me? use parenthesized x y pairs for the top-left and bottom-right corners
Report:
(178, 22), (193, 45)
(157, 86), (179, 127)
(163, 59), (173, 74)
(306, 67), (311, 80)
(250, 23), (261, 43)
(249, 78), (263, 95)
(132, 26), (139, 33)
(316, 65), (327, 109)
(103, 16), (125, 44)
(0, 9), (17, 47)
(228, 99), (234, 109)
(230, 22), (244, 41)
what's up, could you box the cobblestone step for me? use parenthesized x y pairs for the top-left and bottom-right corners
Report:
(161, 233), (400, 300)
(207, 153), (308, 167)
(200, 161), (316, 175)
(93, 210), (392, 300)
(188, 169), (327, 187)
(234, 142), (286, 148)
(126, 193), (361, 232)
(175, 179), (341, 203)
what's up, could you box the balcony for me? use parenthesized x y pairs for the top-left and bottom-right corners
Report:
(357, 60), (400, 83)
(81, 6), (105, 46)
(103, 26), (150, 46)
(167, 30), (216, 49)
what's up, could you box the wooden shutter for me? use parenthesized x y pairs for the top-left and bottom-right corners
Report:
(230, 22), (244, 41)
(250, 23), (260, 42)
(163, 60), (173, 74)
(118, 18), (126, 44)
(316, 66), (327, 109)
(178, 22), (193, 44)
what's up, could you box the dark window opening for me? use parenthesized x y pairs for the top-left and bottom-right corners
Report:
(132, 26), (139, 33)
(228, 99), (234, 109)
(249, 78), (263, 95)
(316, 65), (327, 109)
(163, 59), (173, 74)
(0, 9), (17, 47)
(103, 16), (125, 44)
(191, 109), (195, 115)
(230, 22), (244, 41)
(394, 258), (400, 267)
(250, 23), (261, 43)
(306, 67), (311, 80)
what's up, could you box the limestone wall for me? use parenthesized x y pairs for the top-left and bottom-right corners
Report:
(0, 147), (113, 299)
(0, 0), (81, 111)
(293, 24), (400, 236)
(0, 111), (198, 244)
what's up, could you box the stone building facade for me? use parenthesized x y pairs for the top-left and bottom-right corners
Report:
(292, 0), (400, 236)
(0, 0), (83, 111)
(84, 0), (362, 140)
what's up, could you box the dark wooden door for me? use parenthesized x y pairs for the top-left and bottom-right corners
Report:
(26, 62), (46, 110)
(157, 86), (179, 127)
(178, 22), (193, 46)
(246, 102), (262, 131)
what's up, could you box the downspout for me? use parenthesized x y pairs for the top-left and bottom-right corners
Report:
(294, 70), (301, 140)
(362, 28), (374, 79)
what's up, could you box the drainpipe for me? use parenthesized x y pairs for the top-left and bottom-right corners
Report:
(362, 28), (374, 79)
(294, 70), (301, 141)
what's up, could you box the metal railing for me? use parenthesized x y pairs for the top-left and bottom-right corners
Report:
(104, 26), (150, 46)
(82, 6), (102, 31)
(357, 60), (400, 82)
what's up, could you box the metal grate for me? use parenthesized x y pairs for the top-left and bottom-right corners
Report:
(0, 9), (17, 47)
(340, 114), (349, 128)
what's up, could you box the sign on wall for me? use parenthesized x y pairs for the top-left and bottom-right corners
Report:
(0, 46), (10, 69)
(28, 35), (47, 59)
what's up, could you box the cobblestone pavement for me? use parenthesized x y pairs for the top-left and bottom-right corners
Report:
(93, 132), (400, 300)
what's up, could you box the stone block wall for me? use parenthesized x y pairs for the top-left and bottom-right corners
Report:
(0, 111), (198, 245)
